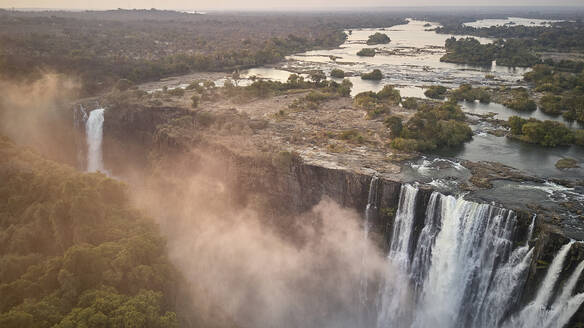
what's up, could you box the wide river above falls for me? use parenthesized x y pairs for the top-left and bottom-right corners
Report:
(241, 19), (584, 182)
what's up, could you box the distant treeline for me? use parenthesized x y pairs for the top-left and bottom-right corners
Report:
(0, 10), (406, 95)
(441, 37), (541, 67)
(436, 21), (584, 51)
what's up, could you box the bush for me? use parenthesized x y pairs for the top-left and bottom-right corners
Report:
(388, 101), (471, 152)
(167, 87), (185, 97)
(521, 121), (573, 147)
(504, 89), (537, 111)
(508, 116), (576, 147)
(539, 94), (562, 115)
(402, 97), (418, 109)
(361, 69), (383, 80)
(357, 48), (376, 57)
(508, 116), (528, 135)
(391, 138), (421, 152)
(366, 32), (391, 45)
(448, 84), (491, 103)
(384, 116), (403, 138)
(424, 85), (448, 99)
(354, 85), (400, 117)
(555, 158), (579, 169)
(339, 130), (366, 144)
(330, 69), (345, 78)
(309, 70), (327, 84)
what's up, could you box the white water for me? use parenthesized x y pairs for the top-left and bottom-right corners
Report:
(86, 108), (105, 173)
(374, 185), (584, 328)
(526, 214), (537, 245)
(502, 241), (584, 328)
(361, 176), (380, 305)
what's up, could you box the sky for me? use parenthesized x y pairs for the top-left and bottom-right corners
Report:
(1, 0), (583, 10)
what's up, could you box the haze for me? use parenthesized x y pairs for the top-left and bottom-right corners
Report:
(2, 0), (584, 10)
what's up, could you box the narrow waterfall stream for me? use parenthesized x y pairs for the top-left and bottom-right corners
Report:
(86, 108), (105, 173)
(361, 177), (380, 304)
(374, 184), (584, 328)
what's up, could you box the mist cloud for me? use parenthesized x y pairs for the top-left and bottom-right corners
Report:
(132, 152), (395, 328)
(0, 73), (81, 165)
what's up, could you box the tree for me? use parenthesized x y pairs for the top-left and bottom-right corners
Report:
(330, 69), (345, 78)
(384, 116), (403, 138)
(361, 69), (383, 80)
(366, 32), (391, 45)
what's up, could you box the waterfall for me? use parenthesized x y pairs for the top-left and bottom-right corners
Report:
(502, 241), (584, 328)
(359, 177), (380, 327)
(86, 108), (105, 173)
(377, 184), (419, 328)
(374, 184), (584, 328)
(364, 176), (380, 241)
(361, 176), (380, 303)
(526, 214), (536, 245)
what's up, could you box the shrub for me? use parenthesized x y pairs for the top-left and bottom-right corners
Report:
(366, 32), (391, 45)
(384, 116), (403, 138)
(388, 101), (471, 152)
(448, 84), (491, 103)
(402, 97), (418, 109)
(330, 69), (345, 78)
(504, 89), (537, 111)
(339, 129), (366, 143)
(391, 138), (424, 152)
(361, 69), (383, 80)
(424, 85), (447, 99)
(167, 87), (185, 97)
(539, 94), (562, 115)
(357, 48), (376, 57)
(509, 116), (576, 147)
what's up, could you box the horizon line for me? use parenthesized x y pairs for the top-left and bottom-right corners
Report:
(3, 5), (584, 11)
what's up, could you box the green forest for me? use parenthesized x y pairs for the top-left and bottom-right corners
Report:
(441, 37), (540, 67)
(386, 101), (472, 152)
(524, 62), (584, 123)
(0, 137), (181, 328)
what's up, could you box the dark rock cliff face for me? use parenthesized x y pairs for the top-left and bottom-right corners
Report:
(102, 104), (190, 175)
(99, 105), (584, 325)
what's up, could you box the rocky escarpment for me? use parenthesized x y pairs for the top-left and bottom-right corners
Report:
(95, 104), (584, 325)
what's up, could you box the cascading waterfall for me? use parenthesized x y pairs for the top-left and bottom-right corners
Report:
(361, 176), (380, 304)
(86, 108), (105, 173)
(359, 177), (380, 327)
(502, 241), (584, 328)
(372, 184), (584, 328)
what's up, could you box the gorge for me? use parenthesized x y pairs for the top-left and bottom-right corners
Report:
(75, 98), (584, 327)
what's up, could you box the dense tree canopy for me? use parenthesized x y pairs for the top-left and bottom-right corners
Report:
(0, 137), (180, 328)
(387, 101), (472, 152)
(524, 62), (584, 123)
(507, 116), (583, 147)
(441, 37), (540, 67)
(0, 10), (406, 95)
